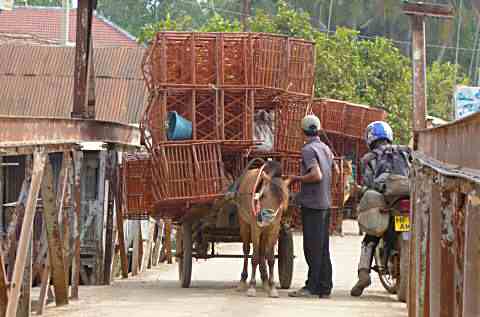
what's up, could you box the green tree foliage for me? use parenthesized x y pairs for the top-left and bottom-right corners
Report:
(250, 1), (318, 40)
(199, 13), (241, 32)
(138, 14), (194, 44)
(314, 28), (413, 144)
(96, 0), (205, 38)
(427, 61), (470, 120)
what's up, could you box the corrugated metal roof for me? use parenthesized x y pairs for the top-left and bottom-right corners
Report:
(0, 45), (148, 124)
(0, 7), (138, 48)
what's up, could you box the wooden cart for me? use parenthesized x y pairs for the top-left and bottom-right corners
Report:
(175, 215), (294, 289)
(122, 148), (295, 289)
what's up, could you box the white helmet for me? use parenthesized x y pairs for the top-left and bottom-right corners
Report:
(301, 114), (321, 133)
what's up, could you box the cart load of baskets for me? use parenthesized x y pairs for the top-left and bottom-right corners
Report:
(122, 32), (386, 288)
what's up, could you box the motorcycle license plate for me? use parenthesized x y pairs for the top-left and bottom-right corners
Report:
(395, 215), (410, 232)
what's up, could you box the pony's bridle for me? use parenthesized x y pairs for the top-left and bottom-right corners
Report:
(251, 164), (281, 223)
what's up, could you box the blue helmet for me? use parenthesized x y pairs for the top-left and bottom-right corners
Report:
(365, 121), (393, 148)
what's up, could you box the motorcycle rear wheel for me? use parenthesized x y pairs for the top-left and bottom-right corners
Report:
(374, 240), (400, 294)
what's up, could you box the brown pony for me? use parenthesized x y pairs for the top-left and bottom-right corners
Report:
(235, 161), (291, 297)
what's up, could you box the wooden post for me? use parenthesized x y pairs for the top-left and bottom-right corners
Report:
(72, 0), (96, 118)
(16, 240), (32, 317)
(429, 184), (442, 317)
(151, 222), (163, 267)
(40, 154), (69, 307)
(463, 195), (480, 317)
(410, 15), (427, 140)
(131, 221), (141, 276)
(403, 2), (453, 149)
(6, 179), (29, 281)
(103, 148), (117, 285)
(57, 153), (70, 282)
(34, 222), (48, 284)
(409, 175), (418, 317)
(1, 248), (8, 317)
(141, 219), (155, 272)
(165, 220), (172, 264)
(5, 150), (46, 317)
(95, 151), (107, 285)
(0, 157), (4, 237)
(115, 156), (128, 278)
(17, 156), (33, 317)
(36, 253), (51, 315)
(138, 225), (144, 271)
(71, 151), (82, 299)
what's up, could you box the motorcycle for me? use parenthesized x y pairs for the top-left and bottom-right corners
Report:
(371, 197), (410, 302)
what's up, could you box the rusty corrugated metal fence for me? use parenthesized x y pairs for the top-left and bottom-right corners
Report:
(409, 113), (480, 317)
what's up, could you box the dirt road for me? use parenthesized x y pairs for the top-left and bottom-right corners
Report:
(43, 221), (407, 317)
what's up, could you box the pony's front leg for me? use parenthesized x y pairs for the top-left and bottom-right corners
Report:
(267, 248), (279, 298)
(247, 249), (259, 297)
(259, 251), (270, 292)
(237, 242), (250, 291)
(247, 234), (260, 297)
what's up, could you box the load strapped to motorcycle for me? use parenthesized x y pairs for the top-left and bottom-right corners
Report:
(357, 145), (411, 237)
(354, 143), (412, 301)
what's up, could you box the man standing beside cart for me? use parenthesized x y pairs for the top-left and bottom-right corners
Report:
(289, 114), (334, 298)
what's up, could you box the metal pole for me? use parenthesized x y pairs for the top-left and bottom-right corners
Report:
(241, 0), (251, 32)
(454, 0), (463, 84)
(327, 0), (334, 35)
(61, 0), (70, 46)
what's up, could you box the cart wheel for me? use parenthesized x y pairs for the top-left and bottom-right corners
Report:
(178, 221), (192, 288)
(278, 227), (294, 289)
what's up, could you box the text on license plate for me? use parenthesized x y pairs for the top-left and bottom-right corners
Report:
(394, 215), (410, 232)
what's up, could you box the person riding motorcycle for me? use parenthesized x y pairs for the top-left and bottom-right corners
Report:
(350, 121), (411, 297)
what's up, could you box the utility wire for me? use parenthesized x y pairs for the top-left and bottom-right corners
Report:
(175, 0), (480, 53)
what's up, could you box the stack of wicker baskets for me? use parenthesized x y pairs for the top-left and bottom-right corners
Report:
(123, 32), (381, 233)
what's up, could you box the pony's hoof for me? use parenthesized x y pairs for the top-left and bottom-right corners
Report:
(269, 288), (279, 298)
(236, 281), (248, 292)
(247, 288), (257, 297)
(262, 282), (271, 292)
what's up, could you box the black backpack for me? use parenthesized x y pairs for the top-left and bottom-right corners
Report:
(362, 144), (412, 194)
(371, 145), (411, 179)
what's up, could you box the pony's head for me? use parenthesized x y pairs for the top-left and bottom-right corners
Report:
(255, 161), (291, 217)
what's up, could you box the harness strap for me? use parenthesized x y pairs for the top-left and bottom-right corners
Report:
(251, 164), (267, 217)
(230, 157), (266, 194)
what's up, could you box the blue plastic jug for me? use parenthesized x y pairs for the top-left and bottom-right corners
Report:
(167, 111), (193, 140)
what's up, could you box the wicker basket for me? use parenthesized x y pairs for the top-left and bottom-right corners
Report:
(274, 94), (311, 154)
(313, 98), (387, 139)
(122, 153), (153, 220)
(142, 89), (254, 145)
(150, 141), (226, 219)
(142, 32), (315, 96)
